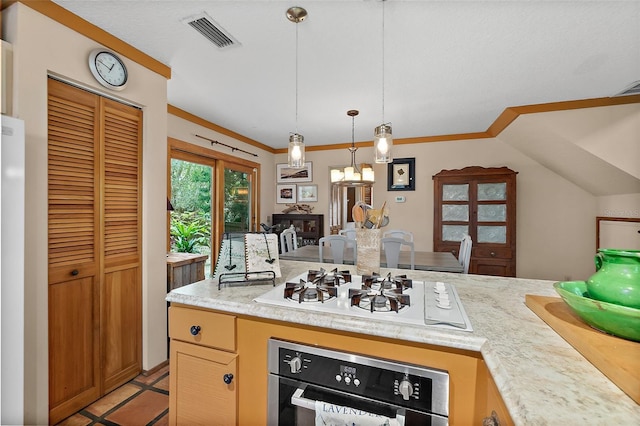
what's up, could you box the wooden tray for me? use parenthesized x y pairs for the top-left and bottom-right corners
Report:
(525, 294), (639, 404)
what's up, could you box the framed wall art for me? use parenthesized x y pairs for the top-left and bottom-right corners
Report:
(297, 184), (318, 202)
(387, 158), (415, 191)
(276, 184), (297, 203)
(276, 162), (313, 183)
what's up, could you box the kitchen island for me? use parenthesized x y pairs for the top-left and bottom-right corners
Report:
(166, 260), (640, 425)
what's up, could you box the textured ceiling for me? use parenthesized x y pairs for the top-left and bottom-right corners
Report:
(53, 0), (640, 150)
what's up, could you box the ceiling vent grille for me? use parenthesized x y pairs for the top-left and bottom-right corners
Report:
(613, 80), (640, 97)
(183, 12), (240, 49)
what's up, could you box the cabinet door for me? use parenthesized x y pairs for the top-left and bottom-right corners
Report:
(170, 340), (237, 425)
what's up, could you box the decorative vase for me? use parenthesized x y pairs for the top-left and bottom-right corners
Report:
(356, 228), (381, 275)
(586, 249), (640, 309)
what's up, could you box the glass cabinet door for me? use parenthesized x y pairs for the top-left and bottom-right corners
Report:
(476, 182), (506, 244)
(441, 184), (469, 242)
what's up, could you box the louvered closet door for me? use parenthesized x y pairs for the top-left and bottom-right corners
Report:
(101, 97), (142, 393)
(48, 79), (142, 424)
(48, 78), (101, 424)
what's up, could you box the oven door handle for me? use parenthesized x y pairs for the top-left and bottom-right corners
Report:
(290, 387), (315, 410)
(290, 387), (407, 424)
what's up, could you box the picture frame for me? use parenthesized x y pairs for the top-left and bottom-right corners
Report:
(387, 157), (415, 191)
(297, 184), (318, 202)
(276, 184), (297, 203)
(276, 162), (313, 183)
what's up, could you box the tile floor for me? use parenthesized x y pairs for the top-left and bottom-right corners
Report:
(57, 364), (169, 426)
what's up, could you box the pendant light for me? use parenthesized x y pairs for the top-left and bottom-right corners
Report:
(287, 6), (307, 168)
(330, 110), (374, 186)
(374, 0), (393, 163)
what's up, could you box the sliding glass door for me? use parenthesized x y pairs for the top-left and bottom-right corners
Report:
(170, 159), (213, 272)
(168, 138), (260, 278)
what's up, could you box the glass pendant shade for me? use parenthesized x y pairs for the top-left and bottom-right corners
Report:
(288, 133), (305, 168)
(374, 124), (393, 163)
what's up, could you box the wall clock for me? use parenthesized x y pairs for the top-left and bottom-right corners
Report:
(88, 48), (128, 91)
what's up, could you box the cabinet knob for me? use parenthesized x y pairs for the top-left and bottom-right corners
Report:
(190, 325), (201, 336)
(490, 251), (496, 257)
(71, 269), (79, 276)
(223, 373), (234, 384)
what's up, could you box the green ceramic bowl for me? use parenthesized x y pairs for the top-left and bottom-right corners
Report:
(554, 281), (640, 342)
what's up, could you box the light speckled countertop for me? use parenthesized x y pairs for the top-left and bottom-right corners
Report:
(167, 260), (640, 425)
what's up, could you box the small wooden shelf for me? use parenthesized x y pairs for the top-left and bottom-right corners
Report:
(167, 252), (209, 291)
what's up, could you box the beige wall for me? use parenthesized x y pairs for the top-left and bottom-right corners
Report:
(3, 4), (168, 423)
(533, 104), (640, 179)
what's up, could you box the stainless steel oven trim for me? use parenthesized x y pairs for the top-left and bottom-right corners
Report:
(267, 339), (450, 417)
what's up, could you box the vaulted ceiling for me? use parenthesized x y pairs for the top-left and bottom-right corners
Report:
(53, 0), (640, 149)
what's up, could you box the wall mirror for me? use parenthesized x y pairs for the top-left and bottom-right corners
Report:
(328, 165), (373, 233)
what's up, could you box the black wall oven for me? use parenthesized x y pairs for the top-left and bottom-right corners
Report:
(267, 339), (450, 425)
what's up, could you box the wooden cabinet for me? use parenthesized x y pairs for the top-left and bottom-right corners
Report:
(433, 166), (517, 277)
(169, 306), (237, 425)
(167, 252), (209, 291)
(272, 214), (324, 247)
(47, 78), (142, 423)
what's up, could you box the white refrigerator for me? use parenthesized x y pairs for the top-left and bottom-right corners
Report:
(1, 114), (25, 425)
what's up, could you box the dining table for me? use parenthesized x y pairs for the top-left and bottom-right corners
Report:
(278, 244), (464, 273)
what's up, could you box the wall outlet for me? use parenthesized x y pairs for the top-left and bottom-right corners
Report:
(395, 196), (406, 203)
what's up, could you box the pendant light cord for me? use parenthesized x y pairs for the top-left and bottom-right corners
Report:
(295, 21), (299, 135)
(381, 0), (386, 124)
(351, 114), (355, 150)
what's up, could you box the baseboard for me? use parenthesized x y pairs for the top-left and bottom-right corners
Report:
(142, 359), (169, 376)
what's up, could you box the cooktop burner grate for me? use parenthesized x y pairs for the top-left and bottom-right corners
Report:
(350, 272), (412, 313)
(284, 268), (351, 303)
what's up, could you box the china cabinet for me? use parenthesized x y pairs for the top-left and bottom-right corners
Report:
(433, 166), (517, 277)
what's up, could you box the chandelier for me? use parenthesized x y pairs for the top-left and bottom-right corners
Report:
(330, 110), (374, 186)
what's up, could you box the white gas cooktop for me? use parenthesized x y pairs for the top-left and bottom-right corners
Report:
(254, 270), (473, 332)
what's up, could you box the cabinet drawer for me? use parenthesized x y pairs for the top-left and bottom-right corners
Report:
(169, 306), (236, 351)
(473, 247), (512, 259)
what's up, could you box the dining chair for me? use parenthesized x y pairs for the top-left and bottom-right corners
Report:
(382, 229), (414, 242)
(382, 229), (413, 251)
(338, 228), (357, 248)
(318, 235), (349, 264)
(279, 225), (298, 254)
(381, 237), (415, 270)
(458, 235), (472, 274)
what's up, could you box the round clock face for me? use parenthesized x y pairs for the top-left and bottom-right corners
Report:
(88, 49), (128, 90)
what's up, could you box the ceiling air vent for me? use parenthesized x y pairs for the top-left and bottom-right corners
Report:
(183, 12), (240, 49)
(613, 80), (640, 97)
